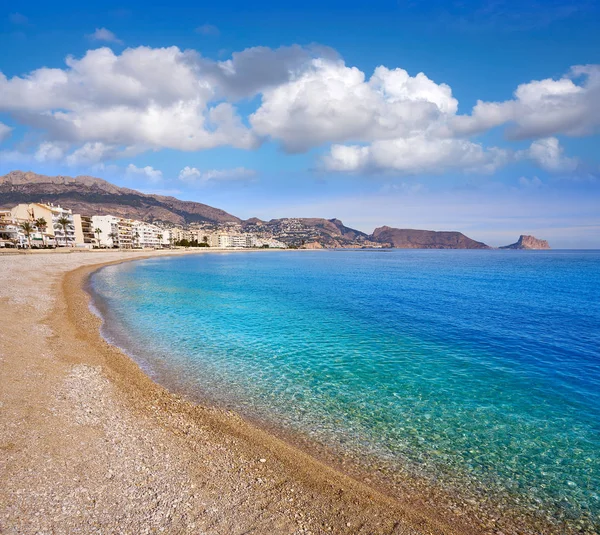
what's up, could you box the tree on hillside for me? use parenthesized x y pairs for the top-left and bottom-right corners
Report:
(20, 221), (34, 249)
(94, 227), (102, 248)
(56, 216), (71, 247)
(35, 217), (47, 247)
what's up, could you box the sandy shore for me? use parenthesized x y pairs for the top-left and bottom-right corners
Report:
(0, 250), (545, 534)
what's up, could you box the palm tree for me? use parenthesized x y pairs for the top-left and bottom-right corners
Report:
(134, 231), (140, 248)
(108, 231), (119, 248)
(56, 216), (71, 247)
(20, 221), (34, 249)
(94, 227), (102, 248)
(157, 233), (163, 248)
(35, 217), (47, 247)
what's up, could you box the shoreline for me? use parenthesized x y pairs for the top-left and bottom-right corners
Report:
(67, 252), (467, 534)
(0, 250), (575, 534)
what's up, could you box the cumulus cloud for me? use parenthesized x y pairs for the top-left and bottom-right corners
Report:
(206, 45), (338, 100)
(0, 122), (12, 143)
(0, 42), (597, 177)
(251, 59), (457, 152)
(453, 65), (600, 139)
(323, 136), (509, 175)
(0, 46), (258, 155)
(88, 27), (123, 44)
(126, 163), (163, 182)
(520, 137), (579, 173)
(34, 141), (68, 162)
(178, 166), (255, 184)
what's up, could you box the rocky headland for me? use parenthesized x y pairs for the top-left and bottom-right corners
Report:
(500, 235), (551, 250)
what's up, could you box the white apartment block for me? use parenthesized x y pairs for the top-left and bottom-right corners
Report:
(0, 211), (25, 247)
(90, 215), (136, 249)
(91, 215), (121, 248)
(206, 233), (271, 248)
(132, 221), (169, 248)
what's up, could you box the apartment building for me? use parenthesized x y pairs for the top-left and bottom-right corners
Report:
(207, 233), (256, 248)
(11, 203), (80, 247)
(73, 214), (95, 248)
(90, 215), (136, 249)
(132, 221), (169, 248)
(0, 211), (24, 247)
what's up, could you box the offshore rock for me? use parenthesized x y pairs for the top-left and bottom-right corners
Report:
(500, 235), (550, 250)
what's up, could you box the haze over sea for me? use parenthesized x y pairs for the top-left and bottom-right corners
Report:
(91, 250), (600, 531)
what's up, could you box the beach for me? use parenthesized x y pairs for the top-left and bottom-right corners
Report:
(1, 249), (478, 535)
(3, 250), (589, 535)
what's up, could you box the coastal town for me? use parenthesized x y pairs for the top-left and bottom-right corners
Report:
(0, 201), (288, 250)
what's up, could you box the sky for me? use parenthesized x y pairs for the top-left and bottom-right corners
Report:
(1, 0), (599, 248)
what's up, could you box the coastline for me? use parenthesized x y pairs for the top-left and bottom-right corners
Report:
(0, 250), (570, 534)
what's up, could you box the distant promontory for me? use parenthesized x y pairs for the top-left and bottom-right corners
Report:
(500, 235), (551, 250)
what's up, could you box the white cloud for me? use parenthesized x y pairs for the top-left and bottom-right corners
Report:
(0, 122), (12, 143)
(0, 43), (597, 178)
(34, 141), (68, 162)
(453, 65), (600, 139)
(65, 142), (121, 167)
(0, 46), (257, 156)
(88, 28), (123, 44)
(195, 24), (220, 36)
(178, 166), (255, 184)
(520, 137), (579, 173)
(126, 164), (163, 182)
(323, 136), (509, 174)
(251, 58), (457, 152)
(207, 45), (337, 100)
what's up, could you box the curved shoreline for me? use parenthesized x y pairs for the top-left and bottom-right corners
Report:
(2, 249), (574, 534)
(59, 252), (479, 534)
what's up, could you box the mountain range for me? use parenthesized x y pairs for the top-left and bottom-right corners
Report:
(0, 171), (549, 249)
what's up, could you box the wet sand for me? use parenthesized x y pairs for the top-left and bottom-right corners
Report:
(0, 250), (551, 534)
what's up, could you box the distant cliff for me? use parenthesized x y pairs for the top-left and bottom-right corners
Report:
(0, 170), (240, 225)
(500, 235), (550, 250)
(370, 226), (490, 249)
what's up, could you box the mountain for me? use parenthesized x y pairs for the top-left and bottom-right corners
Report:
(370, 226), (490, 249)
(500, 235), (550, 250)
(1, 170), (496, 249)
(0, 171), (240, 225)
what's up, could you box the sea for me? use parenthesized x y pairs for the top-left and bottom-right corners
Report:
(89, 249), (600, 532)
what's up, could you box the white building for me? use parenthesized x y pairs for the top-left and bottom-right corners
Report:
(132, 221), (169, 248)
(252, 236), (287, 249)
(0, 211), (25, 247)
(91, 215), (121, 248)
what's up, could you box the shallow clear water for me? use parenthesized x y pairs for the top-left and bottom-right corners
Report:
(91, 250), (600, 529)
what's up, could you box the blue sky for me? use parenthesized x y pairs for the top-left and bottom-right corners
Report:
(1, 0), (599, 247)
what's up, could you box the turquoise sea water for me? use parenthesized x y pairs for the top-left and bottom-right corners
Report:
(90, 250), (600, 530)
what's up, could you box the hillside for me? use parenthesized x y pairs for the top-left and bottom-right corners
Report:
(242, 217), (373, 247)
(0, 171), (240, 225)
(371, 226), (490, 249)
(1, 170), (496, 249)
